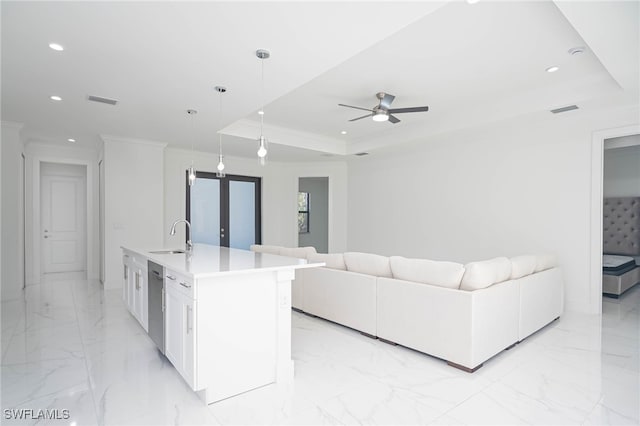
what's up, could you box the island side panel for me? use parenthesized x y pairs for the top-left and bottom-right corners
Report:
(276, 268), (295, 383)
(196, 271), (280, 404)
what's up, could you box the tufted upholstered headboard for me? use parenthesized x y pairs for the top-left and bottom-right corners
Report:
(603, 197), (640, 255)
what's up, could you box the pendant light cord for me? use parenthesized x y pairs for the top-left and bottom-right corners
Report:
(260, 56), (265, 136)
(218, 91), (223, 155)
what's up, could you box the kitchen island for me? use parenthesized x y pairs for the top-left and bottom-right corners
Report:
(121, 243), (323, 404)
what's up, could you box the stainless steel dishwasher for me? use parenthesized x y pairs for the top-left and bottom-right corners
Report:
(147, 261), (165, 353)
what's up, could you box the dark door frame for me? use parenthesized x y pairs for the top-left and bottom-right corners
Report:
(185, 171), (262, 247)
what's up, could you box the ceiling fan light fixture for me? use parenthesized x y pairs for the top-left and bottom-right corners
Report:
(372, 110), (389, 122)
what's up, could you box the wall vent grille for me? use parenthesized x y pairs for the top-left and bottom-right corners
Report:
(88, 95), (118, 105)
(550, 105), (578, 114)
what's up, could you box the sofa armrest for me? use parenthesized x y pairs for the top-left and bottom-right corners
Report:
(303, 267), (377, 336)
(377, 278), (519, 369)
(517, 267), (563, 341)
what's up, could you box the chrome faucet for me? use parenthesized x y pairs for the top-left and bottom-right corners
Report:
(170, 219), (193, 253)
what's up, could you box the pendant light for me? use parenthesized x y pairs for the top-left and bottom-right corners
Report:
(214, 86), (226, 178)
(256, 49), (270, 165)
(187, 109), (198, 186)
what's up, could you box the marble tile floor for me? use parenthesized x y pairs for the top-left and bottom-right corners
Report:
(1, 277), (638, 426)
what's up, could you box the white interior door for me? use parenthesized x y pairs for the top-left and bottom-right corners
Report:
(41, 174), (86, 273)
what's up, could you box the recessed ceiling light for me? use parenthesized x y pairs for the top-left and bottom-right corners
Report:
(49, 43), (64, 51)
(466, 0), (480, 4)
(546, 66), (559, 73)
(67, 138), (76, 143)
(50, 95), (62, 101)
(341, 131), (347, 135)
(258, 110), (264, 115)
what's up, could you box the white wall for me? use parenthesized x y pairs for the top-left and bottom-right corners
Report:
(164, 148), (348, 253)
(24, 142), (99, 285)
(103, 137), (165, 289)
(347, 105), (640, 314)
(1, 122), (24, 301)
(298, 177), (329, 253)
(603, 144), (640, 197)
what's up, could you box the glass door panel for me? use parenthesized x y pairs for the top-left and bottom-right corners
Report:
(187, 173), (261, 249)
(190, 177), (220, 245)
(229, 180), (256, 250)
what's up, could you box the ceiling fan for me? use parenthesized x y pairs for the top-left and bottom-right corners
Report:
(338, 92), (429, 124)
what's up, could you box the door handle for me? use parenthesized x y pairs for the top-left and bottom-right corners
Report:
(166, 275), (176, 281)
(44, 236), (49, 239)
(152, 270), (161, 278)
(179, 281), (191, 289)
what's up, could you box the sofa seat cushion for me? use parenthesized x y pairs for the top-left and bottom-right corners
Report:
(343, 252), (392, 277)
(534, 254), (557, 272)
(279, 246), (317, 259)
(307, 253), (346, 270)
(389, 256), (464, 289)
(460, 257), (512, 291)
(510, 255), (537, 279)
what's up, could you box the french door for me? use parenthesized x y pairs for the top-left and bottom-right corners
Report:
(186, 172), (261, 250)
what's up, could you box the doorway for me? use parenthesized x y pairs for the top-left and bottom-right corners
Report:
(602, 134), (640, 298)
(40, 162), (87, 274)
(186, 172), (261, 250)
(298, 177), (329, 253)
(590, 125), (640, 314)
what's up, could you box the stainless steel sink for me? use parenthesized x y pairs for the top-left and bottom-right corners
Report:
(149, 249), (185, 254)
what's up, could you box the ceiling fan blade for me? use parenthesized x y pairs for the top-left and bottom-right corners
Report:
(388, 114), (401, 124)
(387, 106), (429, 114)
(349, 113), (373, 122)
(379, 93), (395, 109)
(339, 103), (373, 112)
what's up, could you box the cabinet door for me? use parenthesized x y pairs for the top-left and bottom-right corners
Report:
(183, 298), (196, 389)
(122, 256), (130, 304)
(139, 268), (148, 332)
(165, 286), (184, 371)
(132, 266), (147, 330)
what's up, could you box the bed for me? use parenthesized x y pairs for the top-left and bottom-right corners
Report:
(602, 197), (640, 297)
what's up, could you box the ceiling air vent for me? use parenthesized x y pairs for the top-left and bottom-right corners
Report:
(354, 152), (369, 156)
(88, 95), (118, 106)
(550, 105), (578, 114)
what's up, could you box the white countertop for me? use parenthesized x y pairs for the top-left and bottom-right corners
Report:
(122, 243), (323, 279)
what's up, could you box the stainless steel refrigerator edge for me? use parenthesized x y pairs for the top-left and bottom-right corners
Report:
(148, 261), (165, 353)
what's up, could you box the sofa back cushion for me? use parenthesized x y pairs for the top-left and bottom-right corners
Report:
(250, 244), (281, 255)
(279, 246), (317, 259)
(343, 252), (392, 277)
(389, 256), (465, 289)
(307, 253), (346, 270)
(510, 255), (537, 279)
(534, 254), (557, 272)
(460, 257), (512, 291)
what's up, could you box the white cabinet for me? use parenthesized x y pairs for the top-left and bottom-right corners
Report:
(131, 260), (148, 331)
(164, 269), (196, 389)
(123, 254), (133, 308)
(122, 250), (148, 332)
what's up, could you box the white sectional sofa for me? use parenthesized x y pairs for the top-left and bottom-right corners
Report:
(250, 245), (563, 372)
